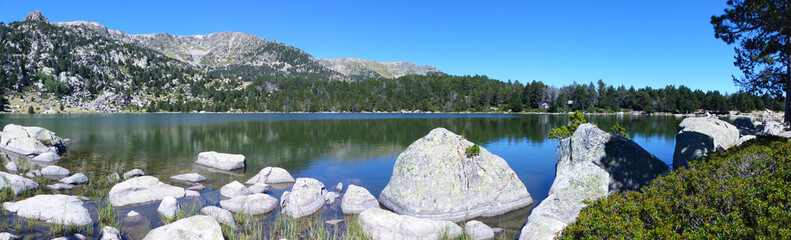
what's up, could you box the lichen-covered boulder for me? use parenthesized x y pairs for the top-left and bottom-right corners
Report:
(108, 176), (186, 207)
(0, 124), (65, 156)
(379, 128), (532, 221)
(194, 151), (245, 171)
(280, 178), (325, 218)
(3, 194), (92, 226)
(673, 117), (739, 169)
(246, 167), (295, 184)
(359, 208), (462, 240)
(341, 184), (380, 214)
(519, 124), (669, 240)
(143, 215), (223, 240)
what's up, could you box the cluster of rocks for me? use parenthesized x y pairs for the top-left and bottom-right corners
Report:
(0, 124), (66, 160)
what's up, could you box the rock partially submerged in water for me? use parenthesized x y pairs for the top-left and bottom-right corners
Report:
(31, 152), (60, 162)
(246, 167), (295, 184)
(123, 169), (145, 179)
(0, 124), (66, 156)
(60, 173), (88, 184)
(143, 215), (223, 240)
(99, 226), (122, 240)
(0, 171), (37, 194)
(47, 183), (75, 190)
(280, 178), (325, 218)
(465, 220), (495, 240)
(157, 196), (180, 219)
(247, 182), (270, 193)
(220, 193), (278, 215)
(520, 124), (669, 240)
(3, 194), (92, 226)
(341, 184), (380, 214)
(41, 165), (70, 176)
(358, 208), (462, 240)
(170, 173), (207, 182)
(0, 232), (17, 240)
(108, 176), (186, 207)
(200, 206), (235, 227)
(379, 128), (533, 222)
(673, 117), (739, 169)
(220, 181), (252, 198)
(194, 151), (246, 171)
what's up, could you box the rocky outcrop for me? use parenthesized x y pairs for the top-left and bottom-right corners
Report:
(200, 206), (235, 227)
(246, 167), (295, 184)
(0, 124), (65, 156)
(0, 172), (38, 194)
(108, 176), (186, 207)
(673, 117), (739, 169)
(143, 215), (223, 240)
(220, 193), (278, 215)
(379, 128), (533, 222)
(341, 184), (380, 214)
(24, 10), (48, 23)
(170, 173), (206, 182)
(3, 194), (92, 226)
(520, 124), (669, 240)
(280, 178), (325, 218)
(194, 151), (246, 171)
(358, 208), (462, 240)
(157, 196), (180, 219)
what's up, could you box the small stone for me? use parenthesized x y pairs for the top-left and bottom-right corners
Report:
(464, 220), (494, 240)
(31, 152), (60, 162)
(341, 185), (380, 214)
(247, 182), (270, 194)
(200, 206), (235, 227)
(170, 173), (207, 182)
(60, 173), (88, 184)
(194, 151), (246, 171)
(324, 191), (341, 204)
(325, 219), (343, 225)
(335, 182), (343, 192)
(47, 183), (75, 190)
(187, 184), (206, 191)
(108, 172), (120, 181)
(157, 196), (180, 219)
(0, 232), (17, 240)
(245, 167), (295, 184)
(99, 226), (121, 240)
(220, 181), (252, 198)
(123, 169), (145, 179)
(41, 165), (70, 176)
(25, 170), (41, 178)
(127, 211), (140, 217)
(4, 162), (17, 173)
(185, 190), (200, 197)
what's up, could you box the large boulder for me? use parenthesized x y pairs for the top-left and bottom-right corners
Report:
(379, 128), (533, 221)
(733, 117), (755, 135)
(280, 178), (325, 218)
(143, 215), (223, 240)
(359, 208), (462, 240)
(0, 171), (38, 194)
(341, 184), (380, 214)
(108, 176), (187, 207)
(520, 124), (669, 240)
(673, 117), (739, 169)
(245, 167), (295, 184)
(3, 194), (92, 226)
(0, 124), (65, 156)
(220, 193), (278, 215)
(194, 151), (245, 171)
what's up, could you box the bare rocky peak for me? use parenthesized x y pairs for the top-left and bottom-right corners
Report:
(319, 57), (442, 79)
(24, 10), (48, 23)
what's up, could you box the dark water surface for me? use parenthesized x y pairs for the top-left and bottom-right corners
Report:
(0, 113), (682, 238)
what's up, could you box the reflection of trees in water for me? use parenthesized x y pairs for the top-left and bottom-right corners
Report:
(0, 114), (681, 178)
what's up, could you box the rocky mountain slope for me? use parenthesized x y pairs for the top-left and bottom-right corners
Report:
(0, 11), (444, 112)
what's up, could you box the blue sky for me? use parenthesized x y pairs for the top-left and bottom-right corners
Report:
(1, 0), (740, 93)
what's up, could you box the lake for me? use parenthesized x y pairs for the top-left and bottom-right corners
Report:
(0, 113), (682, 239)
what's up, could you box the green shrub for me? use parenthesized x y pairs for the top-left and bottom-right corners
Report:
(560, 136), (791, 239)
(611, 123), (629, 139)
(27, 106), (34, 114)
(465, 144), (481, 157)
(548, 111), (587, 140)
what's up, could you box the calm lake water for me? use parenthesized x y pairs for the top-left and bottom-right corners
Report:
(0, 113), (682, 238)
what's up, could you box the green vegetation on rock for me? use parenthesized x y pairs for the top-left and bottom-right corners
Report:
(465, 144), (480, 157)
(561, 136), (791, 239)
